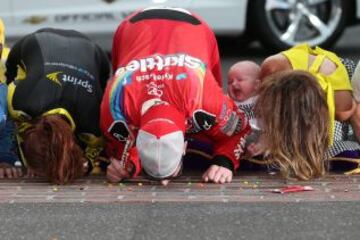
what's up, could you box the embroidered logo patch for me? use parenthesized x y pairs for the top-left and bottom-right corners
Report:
(46, 71), (62, 86)
(234, 137), (246, 160)
(108, 120), (131, 142)
(193, 109), (216, 131)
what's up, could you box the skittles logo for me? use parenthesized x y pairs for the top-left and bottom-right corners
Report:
(109, 53), (207, 121)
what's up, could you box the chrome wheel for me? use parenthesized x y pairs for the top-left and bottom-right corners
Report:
(264, 0), (343, 46)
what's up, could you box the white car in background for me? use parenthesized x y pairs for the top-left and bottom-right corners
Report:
(1, 0), (360, 51)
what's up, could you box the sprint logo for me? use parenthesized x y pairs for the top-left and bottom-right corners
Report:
(46, 71), (63, 86)
(46, 71), (93, 93)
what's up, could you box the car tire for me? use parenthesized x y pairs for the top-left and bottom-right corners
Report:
(248, 0), (350, 51)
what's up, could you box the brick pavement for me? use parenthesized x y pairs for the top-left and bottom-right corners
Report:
(1, 172), (360, 203)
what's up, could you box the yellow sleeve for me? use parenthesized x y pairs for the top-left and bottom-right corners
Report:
(78, 133), (108, 175)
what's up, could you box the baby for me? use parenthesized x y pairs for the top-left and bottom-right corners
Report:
(228, 61), (260, 127)
(227, 61), (262, 157)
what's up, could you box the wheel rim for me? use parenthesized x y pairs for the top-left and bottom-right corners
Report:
(265, 0), (343, 46)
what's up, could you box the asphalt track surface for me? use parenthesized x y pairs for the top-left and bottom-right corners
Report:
(0, 172), (359, 240)
(0, 202), (359, 240)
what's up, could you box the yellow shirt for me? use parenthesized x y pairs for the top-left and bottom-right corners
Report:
(282, 44), (352, 145)
(0, 18), (7, 84)
(0, 18), (5, 47)
(0, 59), (5, 84)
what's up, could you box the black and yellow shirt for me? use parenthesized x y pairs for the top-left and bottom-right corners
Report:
(5, 28), (110, 173)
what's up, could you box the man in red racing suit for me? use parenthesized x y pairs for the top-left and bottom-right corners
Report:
(111, 7), (222, 88)
(101, 7), (250, 185)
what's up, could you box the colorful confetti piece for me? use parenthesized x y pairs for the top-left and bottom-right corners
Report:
(272, 185), (314, 194)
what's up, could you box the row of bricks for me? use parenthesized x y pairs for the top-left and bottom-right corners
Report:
(0, 174), (359, 203)
(1, 192), (359, 203)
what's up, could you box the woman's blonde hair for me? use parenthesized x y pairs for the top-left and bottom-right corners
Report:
(255, 70), (330, 180)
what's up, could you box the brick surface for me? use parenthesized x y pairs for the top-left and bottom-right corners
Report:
(0, 172), (359, 203)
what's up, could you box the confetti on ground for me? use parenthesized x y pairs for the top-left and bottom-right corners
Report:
(1, 172), (358, 203)
(272, 185), (314, 194)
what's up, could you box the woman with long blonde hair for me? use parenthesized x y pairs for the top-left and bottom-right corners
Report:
(257, 44), (359, 180)
(256, 70), (330, 180)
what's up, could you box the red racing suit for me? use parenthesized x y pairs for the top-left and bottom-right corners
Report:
(111, 8), (222, 87)
(101, 8), (250, 177)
